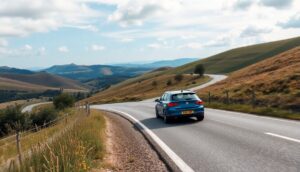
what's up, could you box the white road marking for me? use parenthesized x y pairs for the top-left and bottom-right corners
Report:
(98, 108), (194, 172)
(265, 132), (300, 143)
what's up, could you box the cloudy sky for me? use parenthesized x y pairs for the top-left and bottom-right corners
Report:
(0, 0), (300, 68)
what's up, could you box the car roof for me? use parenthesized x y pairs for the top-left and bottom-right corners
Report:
(164, 90), (195, 94)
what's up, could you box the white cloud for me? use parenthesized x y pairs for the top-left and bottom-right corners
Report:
(147, 43), (162, 49)
(259, 0), (293, 9)
(23, 44), (32, 51)
(90, 44), (105, 51)
(58, 46), (69, 53)
(108, 0), (182, 27)
(240, 25), (272, 37)
(0, 0), (101, 37)
(179, 42), (202, 49)
(279, 13), (300, 28)
(233, 0), (254, 10)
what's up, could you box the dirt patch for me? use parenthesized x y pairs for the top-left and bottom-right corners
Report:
(98, 112), (169, 172)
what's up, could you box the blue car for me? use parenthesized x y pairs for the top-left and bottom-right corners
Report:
(155, 90), (204, 123)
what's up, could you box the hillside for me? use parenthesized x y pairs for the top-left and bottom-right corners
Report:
(0, 66), (34, 75)
(86, 74), (210, 104)
(0, 72), (87, 91)
(170, 36), (300, 74)
(198, 46), (300, 111)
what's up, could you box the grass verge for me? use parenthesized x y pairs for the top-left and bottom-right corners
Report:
(6, 110), (106, 172)
(0, 108), (76, 165)
(205, 102), (300, 120)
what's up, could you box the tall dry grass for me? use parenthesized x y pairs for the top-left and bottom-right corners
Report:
(6, 110), (106, 172)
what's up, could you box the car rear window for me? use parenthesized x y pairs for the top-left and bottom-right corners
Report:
(171, 93), (199, 101)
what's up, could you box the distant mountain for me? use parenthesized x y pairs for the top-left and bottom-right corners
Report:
(43, 64), (153, 90)
(117, 58), (198, 68)
(0, 66), (34, 75)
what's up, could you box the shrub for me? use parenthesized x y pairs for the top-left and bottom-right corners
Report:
(53, 93), (75, 110)
(174, 74), (184, 82)
(166, 80), (172, 86)
(194, 64), (205, 77)
(0, 106), (31, 136)
(30, 107), (58, 126)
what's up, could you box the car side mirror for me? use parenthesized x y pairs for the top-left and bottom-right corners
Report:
(154, 99), (160, 102)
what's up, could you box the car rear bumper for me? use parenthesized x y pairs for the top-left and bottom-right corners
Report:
(166, 107), (204, 117)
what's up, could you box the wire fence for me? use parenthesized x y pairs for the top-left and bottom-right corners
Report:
(0, 103), (91, 169)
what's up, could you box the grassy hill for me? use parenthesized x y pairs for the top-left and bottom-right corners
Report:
(86, 74), (210, 104)
(197, 46), (300, 118)
(169, 36), (300, 74)
(0, 72), (88, 103)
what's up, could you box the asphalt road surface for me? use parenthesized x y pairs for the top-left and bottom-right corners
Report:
(92, 75), (300, 172)
(21, 102), (52, 113)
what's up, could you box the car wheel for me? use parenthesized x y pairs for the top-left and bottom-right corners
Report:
(155, 108), (160, 118)
(163, 110), (171, 123)
(196, 115), (204, 121)
(164, 115), (171, 123)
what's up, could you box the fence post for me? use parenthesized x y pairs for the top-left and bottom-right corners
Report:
(208, 92), (211, 104)
(225, 90), (229, 104)
(252, 89), (256, 108)
(16, 131), (22, 166)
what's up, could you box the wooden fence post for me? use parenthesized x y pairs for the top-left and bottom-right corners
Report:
(225, 90), (229, 104)
(16, 131), (22, 166)
(252, 89), (256, 108)
(208, 92), (211, 104)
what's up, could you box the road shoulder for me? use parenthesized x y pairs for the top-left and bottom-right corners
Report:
(99, 111), (169, 172)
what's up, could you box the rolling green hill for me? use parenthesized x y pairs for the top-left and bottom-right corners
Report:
(169, 36), (300, 74)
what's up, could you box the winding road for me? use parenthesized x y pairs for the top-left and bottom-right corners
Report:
(92, 75), (300, 172)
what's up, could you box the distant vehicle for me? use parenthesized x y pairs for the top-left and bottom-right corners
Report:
(155, 90), (204, 123)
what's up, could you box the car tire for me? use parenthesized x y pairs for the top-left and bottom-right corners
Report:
(196, 115), (204, 121)
(163, 110), (171, 123)
(155, 108), (160, 118)
(164, 115), (171, 123)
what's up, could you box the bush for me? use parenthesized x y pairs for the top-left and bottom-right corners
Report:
(166, 80), (172, 86)
(30, 107), (58, 126)
(174, 74), (184, 82)
(194, 64), (205, 77)
(53, 93), (75, 110)
(0, 106), (31, 136)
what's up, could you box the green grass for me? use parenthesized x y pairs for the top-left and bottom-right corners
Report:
(205, 102), (300, 120)
(168, 36), (300, 74)
(6, 110), (106, 172)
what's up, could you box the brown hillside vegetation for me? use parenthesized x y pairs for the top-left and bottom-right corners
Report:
(198, 47), (300, 111)
(0, 72), (87, 91)
(86, 74), (210, 104)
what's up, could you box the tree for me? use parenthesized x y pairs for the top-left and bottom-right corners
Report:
(194, 64), (205, 77)
(174, 74), (184, 82)
(53, 93), (75, 110)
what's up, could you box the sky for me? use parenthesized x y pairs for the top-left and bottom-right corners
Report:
(0, 0), (300, 69)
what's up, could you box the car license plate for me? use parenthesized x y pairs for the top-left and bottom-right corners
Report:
(182, 110), (194, 115)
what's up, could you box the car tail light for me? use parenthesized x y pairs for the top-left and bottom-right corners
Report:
(196, 100), (204, 105)
(168, 102), (178, 107)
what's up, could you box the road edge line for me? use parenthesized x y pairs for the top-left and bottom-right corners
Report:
(265, 132), (300, 143)
(101, 108), (194, 172)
